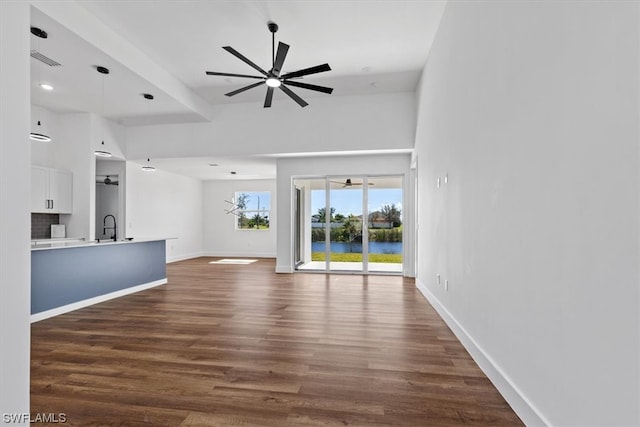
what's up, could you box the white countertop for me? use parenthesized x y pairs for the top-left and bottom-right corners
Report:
(31, 237), (174, 251)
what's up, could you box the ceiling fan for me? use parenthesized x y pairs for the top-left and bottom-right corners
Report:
(205, 21), (333, 108)
(96, 175), (118, 186)
(330, 178), (375, 188)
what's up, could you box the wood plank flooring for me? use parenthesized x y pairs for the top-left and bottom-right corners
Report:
(31, 257), (523, 426)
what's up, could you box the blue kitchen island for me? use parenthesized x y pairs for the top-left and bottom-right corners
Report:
(31, 238), (168, 322)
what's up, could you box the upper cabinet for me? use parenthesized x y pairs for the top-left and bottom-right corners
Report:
(31, 166), (73, 214)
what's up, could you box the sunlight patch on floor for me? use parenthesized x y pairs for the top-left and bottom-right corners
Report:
(209, 259), (258, 265)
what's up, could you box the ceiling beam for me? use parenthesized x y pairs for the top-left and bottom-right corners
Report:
(30, 1), (215, 122)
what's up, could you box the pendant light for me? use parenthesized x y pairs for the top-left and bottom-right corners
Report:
(30, 26), (52, 142)
(93, 66), (112, 157)
(94, 140), (111, 157)
(141, 158), (156, 172)
(140, 94), (156, 171)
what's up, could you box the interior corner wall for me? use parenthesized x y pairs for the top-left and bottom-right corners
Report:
(414, 1), (639, 426)
(202, 179), (277, 258)
(125, 163), (203, 262)
(276, 154), (411, 273)
(0, 0), (31, 416)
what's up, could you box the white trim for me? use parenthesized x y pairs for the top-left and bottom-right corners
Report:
(203, 251), (276, 258)
(415, 278), (550, 427)
(30, 279), (167, 323)
(166, 252), (204, 263)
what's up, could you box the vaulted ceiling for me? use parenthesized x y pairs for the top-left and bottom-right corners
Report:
(31, 1), (446, 126)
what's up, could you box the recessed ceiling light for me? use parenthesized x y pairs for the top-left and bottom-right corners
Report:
(39, 83), (54, 91)
(230, 171), (237, 175)
(208, 163), (219, 167)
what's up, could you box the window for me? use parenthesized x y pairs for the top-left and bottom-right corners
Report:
(235, 191), (270, 230)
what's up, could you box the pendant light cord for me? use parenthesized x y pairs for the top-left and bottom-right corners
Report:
(101, 72), (105, 143)
(271, 31), (275, 69)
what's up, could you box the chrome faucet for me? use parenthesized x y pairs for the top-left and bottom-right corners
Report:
(103, 214), (117, 241)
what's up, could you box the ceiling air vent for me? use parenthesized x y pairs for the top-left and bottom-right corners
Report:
(30, 50), (61, 67)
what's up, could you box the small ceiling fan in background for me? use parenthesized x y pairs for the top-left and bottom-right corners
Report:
(96, 175), (118, 186)
(205, 21), (333, 108)
(329, 178), (375, 188)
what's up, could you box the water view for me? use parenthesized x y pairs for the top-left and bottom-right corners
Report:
(312, 241), (402, 254)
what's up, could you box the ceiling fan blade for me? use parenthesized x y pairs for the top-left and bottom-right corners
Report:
(264, 87), (274, 108)
(225, 81), (264, 97)
(279, 85), (308, 108)
(280, 63), (331, 80)
(272, 42), (289, 76)
(223, 46), (269, 77)
(206, 71), (265, 80)
(282, 80), (333, 94)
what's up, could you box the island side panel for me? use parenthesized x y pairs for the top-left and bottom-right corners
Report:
(31, 240), (166, 314)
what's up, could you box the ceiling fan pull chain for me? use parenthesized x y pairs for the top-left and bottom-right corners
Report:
(271, 31), (275, 69)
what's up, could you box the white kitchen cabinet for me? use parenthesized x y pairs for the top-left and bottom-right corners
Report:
(31, 166), (73, 214)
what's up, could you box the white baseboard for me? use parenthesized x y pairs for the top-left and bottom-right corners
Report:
(415, 278), (549, 427)
(202, 251), (276, 258)
(30, 279), (167, 323)
(275, 265), (293, 273)
(167, 252), (203, 263)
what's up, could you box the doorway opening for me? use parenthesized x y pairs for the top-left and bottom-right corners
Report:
(95, 159), (125, 241)
(294, 175), (403, 274)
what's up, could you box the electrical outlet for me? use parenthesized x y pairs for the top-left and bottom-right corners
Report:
(437, 177), (441, 188)
(444, 173), (448, 184)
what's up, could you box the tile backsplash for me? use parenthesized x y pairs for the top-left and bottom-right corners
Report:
(31, 213), (60, 239)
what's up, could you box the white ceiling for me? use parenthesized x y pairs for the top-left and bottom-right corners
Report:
(30, 0), (446, 179)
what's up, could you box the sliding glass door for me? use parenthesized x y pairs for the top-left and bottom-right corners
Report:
(367, 176), (403, 274)
(328, 177), (364, 272)
(294, 175), (403, 274)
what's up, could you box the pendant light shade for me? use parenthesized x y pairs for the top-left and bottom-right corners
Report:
(141, 158), (156, 172)
(30, 120), (51, 142)
(94, 140), (111, 157)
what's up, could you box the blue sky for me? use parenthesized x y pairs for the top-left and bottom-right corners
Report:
(311, 188), (402, 217)
(236, 191), (270, 211)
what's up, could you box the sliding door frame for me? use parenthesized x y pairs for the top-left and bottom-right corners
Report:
(292, 174), (404, 275)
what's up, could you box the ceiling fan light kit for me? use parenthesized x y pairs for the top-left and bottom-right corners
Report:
(206, 21), (333, 108)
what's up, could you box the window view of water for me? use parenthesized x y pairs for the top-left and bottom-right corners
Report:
(312, 241), (402, 254)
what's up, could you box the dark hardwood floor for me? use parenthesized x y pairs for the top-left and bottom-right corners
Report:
(31, 257), (523, 426)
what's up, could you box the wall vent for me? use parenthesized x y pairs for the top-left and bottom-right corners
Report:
(30, 50), (61, 67)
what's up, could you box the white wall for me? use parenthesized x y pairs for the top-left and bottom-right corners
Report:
(125, 163), (203, 262)
(276, 154), (411, 273)
(0, 0), (31, 417)
(53, 113), (93, 240)
(203, 179), (276, 257)
(414, 2), (639, 426)
(125, 92), (416, 159)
